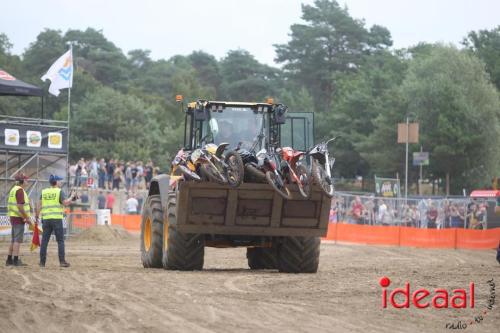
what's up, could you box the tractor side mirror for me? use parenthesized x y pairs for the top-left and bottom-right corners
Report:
(209, 118), (219, 137)
(273, 104), (288, 124)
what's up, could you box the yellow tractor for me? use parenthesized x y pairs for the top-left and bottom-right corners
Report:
(141, 98), (329, 273)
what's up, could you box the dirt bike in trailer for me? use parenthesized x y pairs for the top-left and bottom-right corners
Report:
(192, 143), (244, 187)
(308, 136), (340, 197)
(278, 147), (311, 198)
(171, 149), (201, 181)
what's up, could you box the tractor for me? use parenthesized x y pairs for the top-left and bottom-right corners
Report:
(141, 98), (330, 273)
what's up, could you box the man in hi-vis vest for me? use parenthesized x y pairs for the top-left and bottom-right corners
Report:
(6, 173), (31, 266)
(36, 175), (75, 267)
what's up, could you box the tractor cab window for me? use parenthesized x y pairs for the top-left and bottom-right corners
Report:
(202, 107), (264, 151)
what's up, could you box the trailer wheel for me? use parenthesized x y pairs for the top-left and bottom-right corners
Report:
(247, 247), (277, 269)
(277, 236), (320, 273)
(141, 195), (163, 268)
(162, 192), (205, 270)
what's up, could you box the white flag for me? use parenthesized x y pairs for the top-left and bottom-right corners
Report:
(41, 49), (73, 96)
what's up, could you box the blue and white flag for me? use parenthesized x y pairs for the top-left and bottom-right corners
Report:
(41, 49), (73, 96)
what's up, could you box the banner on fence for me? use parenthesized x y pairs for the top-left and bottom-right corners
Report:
(374, 176), (400, 197)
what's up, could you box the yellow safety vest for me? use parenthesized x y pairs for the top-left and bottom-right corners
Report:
(8, 185), (30, 218)
(41, 187), (64, 220)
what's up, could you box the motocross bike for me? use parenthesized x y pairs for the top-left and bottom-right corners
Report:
(278, 147), (311, 198)
(238, 141), (292, 200)
(308, 136), (340, 197)
(171, 148), (201, 181)
(192, 143), (244, 187)
(262, 147), (293, 200)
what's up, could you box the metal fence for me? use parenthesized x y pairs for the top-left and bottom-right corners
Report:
(330, 192), (494, 229)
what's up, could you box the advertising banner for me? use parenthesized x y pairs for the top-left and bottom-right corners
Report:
(375, 176), (401, 197)
(0, 123), (68, 153)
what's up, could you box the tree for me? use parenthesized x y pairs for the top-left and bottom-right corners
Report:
(188, 51), (222, 97)
(219, 49), (281, 101)
(463, 26), (500, 90)
(70, 86), (170, 162)
(326, 50), (408, 177)
(274, 0), (392, 112)
(362, 45), (500, 192)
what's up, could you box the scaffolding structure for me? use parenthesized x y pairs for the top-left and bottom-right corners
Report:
(0, 116), (69, 213)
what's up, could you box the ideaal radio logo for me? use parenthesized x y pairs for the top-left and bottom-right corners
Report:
(379, 276), (496, 329)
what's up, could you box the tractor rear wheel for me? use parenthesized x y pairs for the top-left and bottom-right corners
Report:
(141, 195), (163, 268)
(277, 236), (320, 273)
(247, 247), (277, 269)
(162, 191), (205, 270)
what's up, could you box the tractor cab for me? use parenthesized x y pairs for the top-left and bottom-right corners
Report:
(182, 100), (286, 152)
(180, 98), (312, 153)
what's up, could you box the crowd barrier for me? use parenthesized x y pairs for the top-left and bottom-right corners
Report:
(111, 214), (141, 231)
(324, 222), (500, 249)
(3, 215), (498, 250)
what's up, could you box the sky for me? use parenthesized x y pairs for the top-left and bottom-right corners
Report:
(1, 0), (499, 66)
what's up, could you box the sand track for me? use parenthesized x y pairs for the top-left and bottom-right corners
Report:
(0, 236), (498, 333)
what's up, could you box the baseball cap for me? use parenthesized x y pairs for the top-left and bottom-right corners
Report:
(14, 173), (28, 181)
(49, 174), (64, 182)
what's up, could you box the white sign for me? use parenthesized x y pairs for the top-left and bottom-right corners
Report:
(48, 132), (63, 149)
(26, 130), (42, 147)
(4, 129), (19, 146)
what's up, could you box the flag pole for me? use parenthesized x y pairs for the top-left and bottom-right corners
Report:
(66, 43), (73, 192)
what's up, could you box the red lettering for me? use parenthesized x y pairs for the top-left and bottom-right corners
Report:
(432, 289), (449, 308)
(380, 277), (390, 308)
(470, 282), (474, 308)
(412, 289), (430, 308)
(451, 290), (467, 308)
(390, 283), (410, 308)
(382, 288), (387, 308)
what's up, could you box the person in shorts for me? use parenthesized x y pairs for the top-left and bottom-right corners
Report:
(6, 173), (31, 266)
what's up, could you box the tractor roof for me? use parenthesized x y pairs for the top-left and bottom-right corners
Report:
(187, 100), (273, 110)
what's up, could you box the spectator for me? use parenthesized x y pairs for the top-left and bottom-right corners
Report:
(450, 204), (464, 228)
(145, 160), (154, 189)
(97, 191), (106, 210)
(436, 205), (445, 229)
(89, 157), (98, 188)
(417, 198), (429, 228)
(113, 164), (123, 190)
(364, 198), (375, 225)
(125, 162), (132, 192)
(69, 163), (77, 187)
(410, 205), (420, 227)
(130, 162), (139, 193)
(426, 201), (438, 229)
(106, 159), (115, 190)
(80, 162), (88, 188)
(377, 200), (388, 225)
(106, 191), (115, 213)
(137, 161), (144, 190)
(126, 195), (139, 215)
(74, 158), (84, 187)
(350, 196), (364, 224)
(98, 158), (107, 189)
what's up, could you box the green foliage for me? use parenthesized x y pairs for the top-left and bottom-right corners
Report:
(219, 49), (281, 101)
(275, 0), (392, 111)
(463, 26), (500, 90)
(361, 45), (500, 191)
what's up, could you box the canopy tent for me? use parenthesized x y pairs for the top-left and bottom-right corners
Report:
(0, 69), (43, 97)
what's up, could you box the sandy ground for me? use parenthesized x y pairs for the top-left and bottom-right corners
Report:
(0, 232), (498, 333)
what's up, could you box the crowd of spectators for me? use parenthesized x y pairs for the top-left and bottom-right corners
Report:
(330, 195), (489, 229)
(69, 158), (160, 193)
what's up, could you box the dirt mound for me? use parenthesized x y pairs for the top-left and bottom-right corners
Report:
(73, 225), (134, 243)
